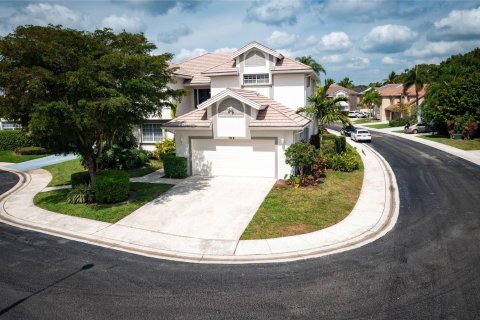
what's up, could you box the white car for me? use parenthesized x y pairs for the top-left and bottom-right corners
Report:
(348, 111), (359, 118)
(351, 129), (372, 142)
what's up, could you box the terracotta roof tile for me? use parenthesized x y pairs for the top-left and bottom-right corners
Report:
(326, 83), (358, 96)
(272, 57), (312, 72)
(377, 84), (427, 97)
(175, 52), (232, 85)
(162, 109), (210, 128)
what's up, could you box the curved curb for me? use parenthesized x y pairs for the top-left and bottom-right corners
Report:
(0, 143), (399, 265)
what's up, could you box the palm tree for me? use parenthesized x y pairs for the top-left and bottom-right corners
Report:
(297, 82), (350, 148)
(403, 65), (426, 122)
(295, 55), (326, 76)
(383, 71), (397, 84)
(368, 81), (383, 88)
(338, 77), (354, 89)
(361, 89), (382, 120)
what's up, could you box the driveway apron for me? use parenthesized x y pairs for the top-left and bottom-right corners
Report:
(115, 176), (275, 241)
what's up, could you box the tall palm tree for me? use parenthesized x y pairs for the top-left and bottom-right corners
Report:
(403, 65), (426, 122)
(383, 71), (397, 84)
(295, 55), (326, 76)
(361, 89), (382, 120)
(338, 77), (354, 89)
(297, 82), (350, 148)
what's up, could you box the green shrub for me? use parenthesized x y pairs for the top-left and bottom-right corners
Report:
(71, 171), (90, 188)
(67, 184), (95, 204)
(334, 136), (347, 154)
(88, 145), (149, 171)
(93, 170), (130, 203)
(285, 142), (318, 176)
(389, 118), (415, 127)
(163, 153), (188, 178)
(325, 149), (361, 172)
(321, 134), (337, 141)
(14, 146), (48, 155)
(0, 130), (33, 151)
(155, 138), (176, 160)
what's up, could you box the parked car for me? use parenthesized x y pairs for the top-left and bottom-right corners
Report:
(404, 122), (433, 134)
(348, 111), (359, 118)
(341, 124), (356, 137)
(356, 112), (367, 118)
(351, 129), (372, 142)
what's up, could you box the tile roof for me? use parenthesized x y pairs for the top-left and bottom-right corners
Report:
(175, 52), (232, 85)
(271, 57), (312, 72)
(163, 88), (310, 129)
(202, 59), (237, 75)
(326, 83), (358, 96)
(231, 41), (283, 59)
(376, 84), (427, 97)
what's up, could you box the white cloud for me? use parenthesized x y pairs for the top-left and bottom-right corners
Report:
(213, 47), (237, 53)
(245, 0), (303, 26)
(321, 54), (344, 63)
(9, 3), (90, 29)
(157, 24), (192, 44)
(347, 57), (370, 70)
(405, 41), (478, 58)
(324, 0), (390, 22)
(174, 48), (208, 62)
(361, 24), (417, 53)
(101, 15), (145, 33)
(430, 6), (480, 41)
(321, 32), (352, 51)
(265, 30), (297, 48)
(381, 56), (407, 65)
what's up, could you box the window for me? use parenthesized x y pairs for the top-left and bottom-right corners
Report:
(306, 76), (311, 88)
(142, 124), (163, 142)
(243, 74), (269, 85)
(245, 50), (266, 67)
(194, 89), (211, 108)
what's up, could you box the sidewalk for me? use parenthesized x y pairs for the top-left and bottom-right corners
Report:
(5, 154), (77, 171)
(0, 140), (399, 264)
(357, 124), (480, 166)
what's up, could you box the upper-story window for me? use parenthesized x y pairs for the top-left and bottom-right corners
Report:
(245, 50), (266, 67)
(194, 89), (211, 108)
(243, 74), (269, 85)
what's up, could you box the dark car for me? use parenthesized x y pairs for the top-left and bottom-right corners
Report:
(341, 125), (356, 136)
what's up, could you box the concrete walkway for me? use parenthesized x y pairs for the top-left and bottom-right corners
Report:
(5, 154), (77, 171)
(0, 138), (399, 264)
(357, 124), (480, 166)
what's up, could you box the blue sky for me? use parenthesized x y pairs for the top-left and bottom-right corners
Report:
(1, 0), (480, 84)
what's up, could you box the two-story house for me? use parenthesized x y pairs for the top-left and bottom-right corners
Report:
(157, 41), (319, 179)
(376, 84), (427, 121)
(326, 83), (359, 112)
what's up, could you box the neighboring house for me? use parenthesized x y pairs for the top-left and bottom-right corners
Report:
(326, 83), (359, 112)
(375, 84), (427, 121)
(162, 41), (319, 178)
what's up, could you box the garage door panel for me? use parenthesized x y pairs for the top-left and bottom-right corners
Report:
(192, 139), (275, 178)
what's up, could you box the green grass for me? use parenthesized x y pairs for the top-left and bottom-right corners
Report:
(43, 158), (163, 187)
(362, 123), (391, 129)
(392, 130), (405, 133)
(125, 159), (163, 178)
(352, 119), (378, 124)
(241, 169), (364, 240)
(34, 182), (173, 223)
(0, 150), (48, 163)
(420, 135), (480, 150)
(44, 159), (85, 187)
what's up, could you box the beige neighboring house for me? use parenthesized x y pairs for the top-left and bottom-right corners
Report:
(375, 84), (427, 122)
(326, 83), (359, 112)
(159, 41), (319, 179)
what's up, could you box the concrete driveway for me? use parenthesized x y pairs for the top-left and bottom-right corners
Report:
(116, 176), (276, 241)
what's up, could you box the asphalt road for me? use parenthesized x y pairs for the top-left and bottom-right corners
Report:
(1, 132), (480, 319)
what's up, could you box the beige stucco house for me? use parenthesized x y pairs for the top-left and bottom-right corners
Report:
(375, 84), (426, 121)
(326, 83), (359, 111)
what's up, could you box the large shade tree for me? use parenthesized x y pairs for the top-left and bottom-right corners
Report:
(403, 65), (426, 122)
(0, 25), (183, 181)
(297, 82), (349, 147)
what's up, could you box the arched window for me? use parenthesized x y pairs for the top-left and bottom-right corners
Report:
(218, 98), (244, 118)
(245, 50), (266, 67)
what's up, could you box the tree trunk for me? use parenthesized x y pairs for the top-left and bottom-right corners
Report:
(416, 89), (421, 123)
(86, 154), (98, 183)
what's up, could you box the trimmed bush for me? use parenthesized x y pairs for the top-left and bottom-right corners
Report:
(334, 136), (347, 154)
(163, 153), (188, 178)
(71, 171), (91, 188)
(93, 170), (130, 203)
(389, 118), (415, 127)
(90, 145), (149, 171)
(0, 130), (32, 151)
(67, 184), (95, 204)
(155, 138), (176, 160)
(14, 146), (48, 155)
(325, 148), (361, 172)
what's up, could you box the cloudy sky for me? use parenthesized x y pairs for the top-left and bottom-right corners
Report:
(1, 0), (480, 84)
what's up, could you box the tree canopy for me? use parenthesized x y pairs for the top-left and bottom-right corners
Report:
(338, 77), (354, 89)
(0, 25), (183, 179)
(360, 89), (381, 119)
(295, 55), (326, 76)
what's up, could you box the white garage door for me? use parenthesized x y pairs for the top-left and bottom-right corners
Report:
(191, 139), (276, 178)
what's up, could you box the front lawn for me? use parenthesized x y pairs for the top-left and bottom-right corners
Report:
(0, 150), (48, 163)
(352, 119), (379, 124)
(420, 135), (480, 150)
(362, 123), (391, 129)
(241, 169), (364, 239)
(34, 182), (173, 223)
(43, 158), (164, 186)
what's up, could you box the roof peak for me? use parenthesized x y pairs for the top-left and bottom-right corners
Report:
(231, 41), (283, 60)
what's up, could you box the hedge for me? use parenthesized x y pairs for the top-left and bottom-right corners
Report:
(0, 131), (32, 151)
(14, 146), (48, 155)
(163, 153), (188, 178)
(71, 171), (91, 188)
(92, 170), (130, 203)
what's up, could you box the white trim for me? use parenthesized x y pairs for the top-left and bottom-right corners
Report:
(231, 41), (283, 60)
(197, 88), (265, 110)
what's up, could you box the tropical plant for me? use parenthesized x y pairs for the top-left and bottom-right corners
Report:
(403, 65), (427, 122)
(295, 55), (326, 76)
(67, 184), (95, 204)
(284, 142), (317, 177)
(155, 138), (176, 160)
(360, 89), (382, 120)
(297, 83), (350, 148)
(383, 71), (397, 84)
(338, 77), (354, 89)
(368, 82), (383, 88)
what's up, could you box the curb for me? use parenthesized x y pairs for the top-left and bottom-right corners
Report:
(0, 144), (400, 265)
